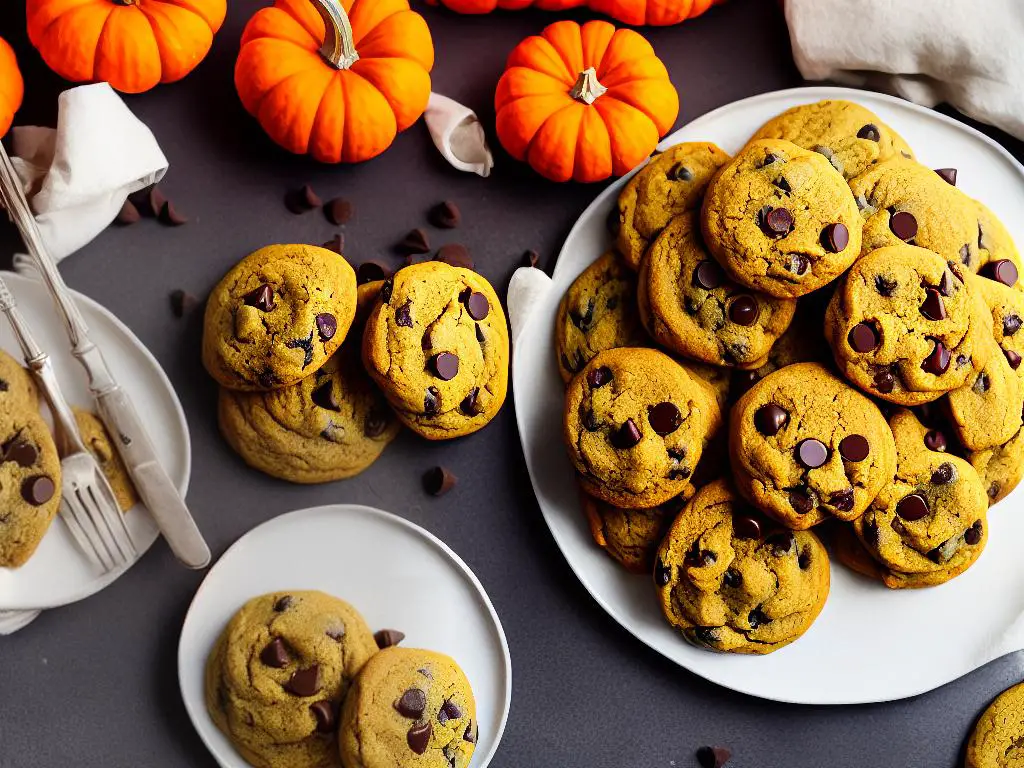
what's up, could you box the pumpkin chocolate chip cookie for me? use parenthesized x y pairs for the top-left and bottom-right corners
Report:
(965, 423), (1024, 505)
(555, 251), (646, 382)
(842, 409), (988, 588)
(205, 591), (378, 768)
(639, 211), (797, 367)
(965, 682), (1024, 768)
(203, 244), (358, 391)
(339, 647), (477, 768)
(729, 363), (896, 529)
(564, 347), (721, 509)
(362, 261), (509, 440)
(614, 141), (731, 271)
(74, 408), (139, 512)
(825, 244), (989, 405)
(747, 99), (913, 180)
(701, 139), (862, 298)
(654, 479), (830, 654)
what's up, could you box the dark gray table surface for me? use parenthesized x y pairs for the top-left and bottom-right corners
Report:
(2, 1), (1023, 766)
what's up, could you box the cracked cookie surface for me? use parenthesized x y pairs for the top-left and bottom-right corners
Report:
(614, 142), (731, 270)
(825, 244), (988, 405)
(205, 591), (378, 768)
(564, 348), (721, 509)
(0, 408), (60, 568)
(729, 362), (896, 529)
(701, 139), (862, 298)
(747, 99), (913, 180)
(654, 478), (830, 654)
(74, 408), (138, 512)
(339, 647), (477, 768)
(639, 211), (796, 367)
(555, 251), (646, 382)
(362, 262), (508, 440)
(843, 409), (988, 588)
(203, 244), (357, 391)
(965, 681), (1024, 768)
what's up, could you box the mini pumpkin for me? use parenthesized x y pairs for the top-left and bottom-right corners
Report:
(26, 0), (226, 94)
(495, 20), (679, 183)
(427, 0), (721, 26)
(0, 37), (23, 138)
(235, 0), (434, 164)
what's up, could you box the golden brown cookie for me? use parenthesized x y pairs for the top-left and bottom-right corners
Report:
(0, 349), (38, 413)
(964, 681), (1024, 768)
(74, 408), (139, 512)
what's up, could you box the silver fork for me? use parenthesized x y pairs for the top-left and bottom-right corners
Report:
(0, 276), (136, 571)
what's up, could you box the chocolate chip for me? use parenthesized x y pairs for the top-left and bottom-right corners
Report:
(848, 322), (879, 353)
(243, 284), (276, 312)
(439, 699), (463, 723)
(896, 493), (929, 521)
(374, 629), (405, 649)
(654, 558), (671, 586)
(21, 476), (54, 506)
(357, 260), (392, 284)
(965, 521), (983, 545)
(169, 289), (197, 318)
(691, 261), (725, 292)
(798, 550), (813, 570)
(889, 211), (918, 241)
(286, 184), (321, 214)
(407, 722), (432, 755)
(693, 627), (720, 646)
(989, 482), (1001, 499)
(973, 372), (991, 394)
(315, 313), (337, 342)
(430, 200), (461, 229)
(321, 233), (344, 254)
(396, 228), (431, 255)
(1006, 349), (1022, 369)
(922, 339), (951, 375)
(423, 466), (457, 497)
(285, 333), (315, 369)
(460, 387), (480, 416)
(260, 638), (290, 668)
(875, 275), (897, 296)
(835, 434), (869, 463)
(961, 244), (972, 265)
(733, 514), (761, 539)
(475, 324), (486, 344)
(667, 163), (694, 181)
(789, 254), (810, 275)
(431, 352), (459, 381)
(322, 197), (352, 226)
(583, 410), (599, 432)
(396, 301), (413, 327)
(274, 595), (293, 611)
(934, 168), (957, 186)
(365, 406), (390, 437)
(3, 439), (37, 467)
(611, 418), (642, 449)
(464, 291), (489, 321)
(982, 259), (1019, 287)
(873, 369), (896, 393)
(829, 489), (855, 511)
(920, 288), (947, 321)
(728, 295), (758, 326)
(748, 607), (770, 629)
(760, 206), (794, 237)
(381, 280), (393, 304)
(115, 199), (140, 225)
(789, 487), (814, 514)
(722, 568), (742, 588)
(767, 532), (795, 556)
(396, 688), (427, 718)
(820, 222), (849, 253)
(284, 665), (321, 697)
(924, 429), (948, 452)
(696, 746), (732, 768)
(685, 545), (717, 567)
(310, 701), (336, 733)
(931, 462), (955, 485)
(648, 402), (681, 436)
(159, 201), (187, 226)
(762, 152), (782, 166)
(929, 536), (961, 564)
(1004, 315), (1022, 336)
(570, 300), (594, 330)
(135, 185), (166, 218)
(754, 404), (788, 436)
(311, 382), (341, 412)
(424, 387), (440, 416)
(857, 123), (880, 141)
(773, 176), (792, 195)
(586, 366), (612, 388)
(435, 243), (473, 270)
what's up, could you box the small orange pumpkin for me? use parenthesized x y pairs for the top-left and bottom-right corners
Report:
(428, 0), (721, 26)
(0, 37), (23, 138)
(495, 20), (679, 183)
(26, 0), (226, 94)
(235, 0), (434, 164)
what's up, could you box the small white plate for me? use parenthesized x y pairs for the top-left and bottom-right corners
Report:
(513, 86), (1024, 704)
(178, 504), (512, 768)
(0, 271), (190, 611)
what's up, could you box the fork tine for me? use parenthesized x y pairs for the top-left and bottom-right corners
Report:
(58, 500), (104, 569)
(60, 497), (113, 571)
(85, 479), (136, 563)
(74, 484), (124, 567)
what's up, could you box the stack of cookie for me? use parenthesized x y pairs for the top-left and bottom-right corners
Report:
(205, 591), (478, 768)
(203, 245), (510, 483)
(557, 99), (1023, 654)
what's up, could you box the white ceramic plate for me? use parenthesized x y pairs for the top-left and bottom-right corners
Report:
(178, 504), (512, 768)
(513, 86), (1024, 704)
(0, 271), (190, 611)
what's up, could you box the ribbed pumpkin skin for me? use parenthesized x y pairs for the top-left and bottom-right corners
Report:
(0, 37), (23, 138)
(26, 0), (226, 94)
(427, 0), (721, 26)
(234, 0), (434, 164)
(495, 20), (679, 183)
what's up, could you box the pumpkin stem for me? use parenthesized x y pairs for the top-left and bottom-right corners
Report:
(569, 68), (607, 106)
(311, 0), (360, 70)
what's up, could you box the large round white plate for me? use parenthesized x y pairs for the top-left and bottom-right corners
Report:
(0, 271), (190, 610)
(513, 86), (1024, 704)
(178, 505), (512, 768)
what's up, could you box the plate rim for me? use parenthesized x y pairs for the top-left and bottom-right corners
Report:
(0, 270), (192, 611)
(176, 503), (514, 768)
(513, 85), (1024, 705)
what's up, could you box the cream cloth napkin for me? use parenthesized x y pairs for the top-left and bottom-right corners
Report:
(425, 93), (494, 178)
(784, 0), (1024, 141)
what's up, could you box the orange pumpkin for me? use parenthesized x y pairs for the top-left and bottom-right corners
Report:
(235, 0), (434, 164)
(26, 0), (226, 94)
(0, 37), (23, 138)
(428, 0), (721, 26)
(495, 20), (679, 183)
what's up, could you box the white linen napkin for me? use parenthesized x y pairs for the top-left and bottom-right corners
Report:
(784, 0), (1024, 141)
(507, 266), (552, 344)
(425, 93), (494, 178)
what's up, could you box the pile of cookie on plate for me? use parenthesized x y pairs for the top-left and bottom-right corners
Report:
(201, 243), (510, 483)
(557, 99), (1024, 654)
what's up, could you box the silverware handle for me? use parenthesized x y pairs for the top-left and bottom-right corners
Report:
(94, 388), (210, 569)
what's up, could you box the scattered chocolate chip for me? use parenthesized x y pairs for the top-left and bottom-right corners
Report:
(396, 688), (427, 718)
(767, 532), (795, 556)
(430, 200), (461, 229)
(260, 638), (290, 668)
(169, 289), (197, 318)
(522, 249), (540, 268)
(920, 288), (947, 321)
(423, 466), (457, 496)
(321, 233), (344, 254)
(611, 418), (642, 449)
(722, 568), (743, 588)
(974, 372), (991, 394)
(311, 382), (341, 412)
(439, 699), (463, 723)
(284, 665), (321, 697)
(654, 558), (671, 586)
(396, 301), (413, 327)
(315, 313), (337, 341)
(435, 243), (473, 270)
(407, 722), (432, 755)
(274, 595), (293, 612)
(692, 260), (725, 290)
(115, 199), (141, 225)
(982, 259), (1019, 287)
(586, 366), (613, 388)
(464, 291), (489, 321)
(667, 163), (694, 181)
(829, 489), (855, 512)
(931, 462), (955, 485)
(795, 438), (828, 469)
(924, 429), (948, 452)
(431, 352), (460, 381)
(460, 387), (480, 416)
(2, 440), (37, 467)
(244, 284), (276, 312)
(922, 339), (951, 375)
(324, 197), (353, 225)
(896, 493), (929, 521)
(857, 124), (880, 141)
(789, 254), (810, 275)
(728, 295), (758, 326)
(820, 222), (849, 253)
(310, 701), (336, 733)
(648, 402), (681, 436)
(286, 184), (321, 214)
(733, 514), (761, 539)
(875, 275), (897, 296)
(934, 168), (958, 186)
(357, 260), (392, 284)
(1004, 315), (1022, 336)
(747, 607), (770, 629)
(141, 186), (167, 218)
(889, 210), (918, 241)
(965, 521), (983, 545)
(839, 434), (870, 462)
(159, 201), (187, 226)
(789, 487), (814, 514)
(848, 322), (880, 353)
(374, 629), (405, 649)
(397, 228), (430, 255)
(873, 369), (896, 393)
(760, 206), (794, 237)
(1006, 349), (1022, 369)
(464, 721), (477, 743)
(21, 476), (54, 506)
(424, 387), (441, 416)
